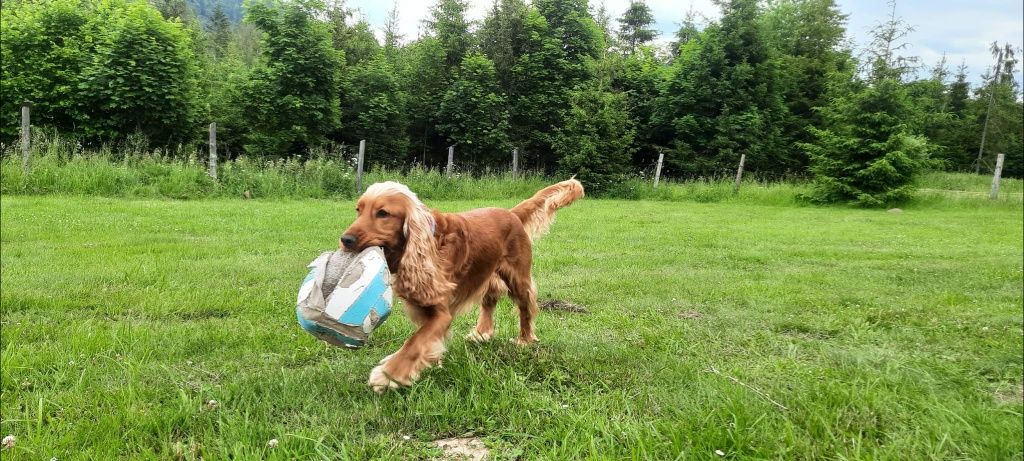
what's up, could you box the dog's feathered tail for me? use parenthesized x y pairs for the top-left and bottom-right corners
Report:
(511, 178), (584, 242)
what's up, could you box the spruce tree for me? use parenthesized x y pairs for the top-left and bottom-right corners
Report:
(616, 1), (657, 55)
(804, 79), (931, 206)
(973, 42), (1020, 174)
(610, 48), (665, 170)
(383, 2), (403, 50)
(401, 38), (448, 166)
(761, 0), (849, 167)
(479, 0), (529, 91)
(670, 9), (701, 59)
(507, 8), (570, 169)
(947, 62), (970, 115)
(427, 0), (474, 71)
(206, 3), (232, 58)
(932, 62), (976, 170)
(592, 0), (616, 49)
(802, 1), (932, 205)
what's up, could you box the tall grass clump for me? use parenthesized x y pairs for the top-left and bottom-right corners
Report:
(611, 175), (811, 207)
(917, 171), (1024, 195)
(908, 171), (1024, 208)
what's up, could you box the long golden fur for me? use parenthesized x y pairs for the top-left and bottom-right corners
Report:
(340, 179), (584, 392)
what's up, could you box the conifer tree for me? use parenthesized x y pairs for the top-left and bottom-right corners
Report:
(803, 0), (931, 205)
(616, 1), (657, 55)
(206, 3), (232, 58)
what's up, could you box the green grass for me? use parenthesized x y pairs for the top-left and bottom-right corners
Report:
(1, 195), (1022, 460)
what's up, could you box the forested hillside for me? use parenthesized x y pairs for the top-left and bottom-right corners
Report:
(1, 0), (1021, 201)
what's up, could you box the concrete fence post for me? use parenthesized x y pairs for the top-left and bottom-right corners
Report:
(990, 153), (1005, 200)
(208, 122), (217, 181)
(653, 153), (665, 187)
(733, 154), (746, 195)
(357, 139), (366, 193)
(446, 145), (454, 178)
(20, 101), (31, 174)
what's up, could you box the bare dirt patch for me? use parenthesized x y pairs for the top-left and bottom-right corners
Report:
(995, 382), (1023, 405)
(677, 310), (703, 319)
(539, 299), (589, 314)
(434, 437), (489, 461)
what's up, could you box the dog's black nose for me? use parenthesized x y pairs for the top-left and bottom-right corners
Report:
(340, 234), (357, 249)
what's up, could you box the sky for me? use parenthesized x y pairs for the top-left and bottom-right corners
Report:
(345, 0), (1023, 86)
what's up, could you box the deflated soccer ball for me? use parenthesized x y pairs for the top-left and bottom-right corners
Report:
(296, 247), (393, 348)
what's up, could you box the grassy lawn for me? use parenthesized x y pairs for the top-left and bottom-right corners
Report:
(1, 195), (1022, 460)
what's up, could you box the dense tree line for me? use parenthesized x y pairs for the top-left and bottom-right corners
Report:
(1, 0), (1021, 201)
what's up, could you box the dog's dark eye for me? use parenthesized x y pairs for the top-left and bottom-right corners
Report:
(376, 209), (390, 218)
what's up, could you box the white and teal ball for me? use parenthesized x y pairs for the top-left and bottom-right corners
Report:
(296, 247), (393, 348)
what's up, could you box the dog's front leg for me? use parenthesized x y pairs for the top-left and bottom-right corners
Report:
(368, 304), (452, 393)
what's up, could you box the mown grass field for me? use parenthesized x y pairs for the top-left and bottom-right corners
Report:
(1, 192), (1022, 460)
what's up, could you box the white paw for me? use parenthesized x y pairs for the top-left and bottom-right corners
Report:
(378, 353), (396, 365)
(465, 330), (493, 343)
(368, 365), (401, 394)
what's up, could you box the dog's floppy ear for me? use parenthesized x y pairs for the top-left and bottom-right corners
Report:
(394, 201), (452, 305)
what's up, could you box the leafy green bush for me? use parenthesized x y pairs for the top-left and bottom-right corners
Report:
(340, 53), (410, 168)
(240, 0), (341, 157)
(438, 53), (511, 169)
(555, 86), (635, 195)
(0, 0), (198, 145)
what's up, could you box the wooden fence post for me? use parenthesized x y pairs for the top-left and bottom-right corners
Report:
(733, 154), (746, 194)
(653, 152), (664, 187)
(512, 148), (518, 178)
(990, 153), (1005, 200)
(357, 139), (366, 193)
(446, 145), (454, 178)
(20, 101), (31, 174)
(207, 122), (217, 181)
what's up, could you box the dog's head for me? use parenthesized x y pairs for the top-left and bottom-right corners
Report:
(340, 181), (434, 256)
(342, 181), (448, 301)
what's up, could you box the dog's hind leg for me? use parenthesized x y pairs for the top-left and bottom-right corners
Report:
(467, 277), (506, 343)
(499, 262), (539, 346)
